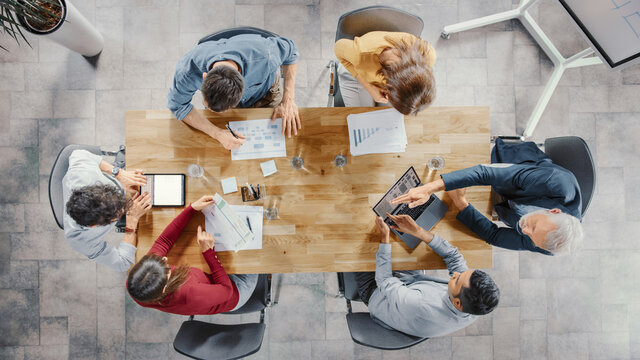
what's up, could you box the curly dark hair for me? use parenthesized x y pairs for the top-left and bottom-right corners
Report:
(459, 270), (500, 315)
(201, 65), (244, 112)
(66, 184), (127, 227)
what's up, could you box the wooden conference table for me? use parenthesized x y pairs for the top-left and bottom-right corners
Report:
(126, 107), (492, 274)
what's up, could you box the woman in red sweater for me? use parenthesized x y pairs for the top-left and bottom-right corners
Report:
(126, 195), (258, 315)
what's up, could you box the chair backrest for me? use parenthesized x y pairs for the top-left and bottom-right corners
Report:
(48, 144), (102, 229)
(198, 26), (278, 45)
(335, 6), (424, 42)
(173, 320), (266, 360)
(346, 312), (428, 350)
(543, 136), (596, 215)
(226, 274), (270, 315)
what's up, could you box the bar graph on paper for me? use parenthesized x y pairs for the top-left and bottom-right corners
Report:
(352, 127), (381, 147)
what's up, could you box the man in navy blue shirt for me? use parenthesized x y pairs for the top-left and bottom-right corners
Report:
(391, 149), (584, 256)
(168, 34), (300, 149)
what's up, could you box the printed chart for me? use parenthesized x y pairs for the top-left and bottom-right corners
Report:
(228, 118), (287, 160)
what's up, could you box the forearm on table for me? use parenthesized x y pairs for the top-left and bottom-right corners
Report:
(149, 205), (197, 256)
(183, 109), (223, 139)
(281, 64), (297, 102)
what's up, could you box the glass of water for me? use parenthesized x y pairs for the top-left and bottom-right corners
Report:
(427, 156), (445, 171)
(264, 206), (278, 220)
(334, 154), (347, 168)
(291, 156), (304, 170)
(186, 164), (204, 178)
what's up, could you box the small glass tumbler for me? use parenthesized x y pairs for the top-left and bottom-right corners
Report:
(291, 156), (304, 170)
(427, 156), (445, 171)
(186, 164), (204, 178)
(264, 207), (278, 220)
(334, 154), (347, 168)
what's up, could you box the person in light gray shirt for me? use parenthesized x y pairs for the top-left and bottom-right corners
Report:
(357, 211), (500, 338)
(62, 150), (151, 272)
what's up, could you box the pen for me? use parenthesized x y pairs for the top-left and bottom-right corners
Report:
(246, 182), (255, 197)
(246, 216), (253, 232)
(225, 124), (239, 139)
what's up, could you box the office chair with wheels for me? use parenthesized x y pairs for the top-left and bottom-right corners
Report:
(336, 272), (428, 350)
(173, 274), (272, 360)
(328, 6), (424, 107)
(198, 26), (277, 45)
(48, 144), (127, 231)
(490, 135), (596, 218)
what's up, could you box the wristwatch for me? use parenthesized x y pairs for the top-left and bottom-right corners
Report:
(111, 166), (120, 177)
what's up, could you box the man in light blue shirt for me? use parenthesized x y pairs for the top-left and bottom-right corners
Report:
(63, 150), (151, 272)
(356, 215), (500, 338)
(168, 34), (301, 150)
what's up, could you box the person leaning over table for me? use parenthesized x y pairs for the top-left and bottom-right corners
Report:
(168, 33), (301, 150)
(391, 140), (584, 256)
(126, 195), (259, 315)
(334, 31), (437, 114)
(63, 149), (152, 272)
(355, 212), (500, 338)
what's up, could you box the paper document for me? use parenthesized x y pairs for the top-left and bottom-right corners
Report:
(260, 159), (278, 177)
(141, 174), (185, 206)
(221, 177), (238, 194)
(347, 108), (408, 156)
(202, 194), (255, 252)
(229, 118), (287, 160)
(204, 205), (263, 252)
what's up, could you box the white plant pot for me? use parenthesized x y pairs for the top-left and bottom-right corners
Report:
(19, 0), (103, 57)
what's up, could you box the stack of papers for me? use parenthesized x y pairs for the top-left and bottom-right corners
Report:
(204, 204), (263, 252)
(347, 108), (407, 156)
(201, 194), (255, 252)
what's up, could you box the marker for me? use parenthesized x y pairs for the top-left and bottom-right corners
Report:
(225, 124), (239, 139)
(246, 216), (253, 232)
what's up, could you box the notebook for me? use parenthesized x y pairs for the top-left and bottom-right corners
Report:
(140, 174), (185, 207)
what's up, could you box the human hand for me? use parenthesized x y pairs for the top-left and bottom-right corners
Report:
(216, 129), (246, 150)
(272, 98), (301, 138)
(390, 183), (434, 208)
(192, 195), (215, 211)
(385, 213), (422, 237)
(197, 225), (215, 252)
(116, 168), (147, 194)
(447, 188), (469, 211)
(375, 216), (390, 244)
(128, 192), (152, 220)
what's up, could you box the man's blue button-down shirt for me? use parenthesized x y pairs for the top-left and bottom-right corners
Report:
(168, 34), (299, 120)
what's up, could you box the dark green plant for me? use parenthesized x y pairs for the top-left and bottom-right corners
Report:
(0, 0), (61, 51)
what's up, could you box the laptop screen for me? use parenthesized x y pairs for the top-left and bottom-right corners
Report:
(373, 167), (421, 218)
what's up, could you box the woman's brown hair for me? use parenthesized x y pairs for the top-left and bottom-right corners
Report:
(374, 36), (436, 116)
(126, 254), (191, 303)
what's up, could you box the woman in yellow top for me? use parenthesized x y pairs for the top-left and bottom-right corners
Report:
(334, 31), (437, 115)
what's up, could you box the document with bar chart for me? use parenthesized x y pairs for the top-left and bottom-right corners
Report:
(347, 108), (407, 156)
(228, 118), (287, 160)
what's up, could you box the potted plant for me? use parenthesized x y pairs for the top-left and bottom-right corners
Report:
(1, 0), (103, 56)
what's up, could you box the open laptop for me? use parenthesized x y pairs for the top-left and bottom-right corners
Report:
(373, 167), (449, 249)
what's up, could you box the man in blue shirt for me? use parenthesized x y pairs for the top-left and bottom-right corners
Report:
(168, 34), (301, 150)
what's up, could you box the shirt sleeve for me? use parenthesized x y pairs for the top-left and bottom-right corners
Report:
(68, 149), (103, 170)
(334, 39), (359, 77)
(65, 228), (137, 272)
(273, 36), (299, 65)
(427, 235), (469, 275)
(202, 249), (234, 289)
(149, 205), (197, 256)
(167, 59), (200, 121)
(456, 203), (552, 255)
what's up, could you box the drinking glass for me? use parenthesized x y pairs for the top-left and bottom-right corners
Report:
(291, 156), (304, 170)
(427, 156), (445, 171)
(186, 164), (204, 178)
(334, 154), (347, 168)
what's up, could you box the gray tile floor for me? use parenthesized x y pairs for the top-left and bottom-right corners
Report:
(1, 0), (639, 359)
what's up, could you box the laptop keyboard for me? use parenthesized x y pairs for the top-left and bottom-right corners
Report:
(385, 196), (436, 235)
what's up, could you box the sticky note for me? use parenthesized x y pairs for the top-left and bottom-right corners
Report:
(221, 177), (238, 194)
(260, 160), (278, 177)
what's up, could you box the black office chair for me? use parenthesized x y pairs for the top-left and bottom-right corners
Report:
(328, 6), (425, 107)
(198, 26), (277, 45)
(490, 135), (596, 217)
(336, 272), (428, 350)
(48, 144), (127, 231)
(544, 136), (596, 215)
(173, 274), (272, 360)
